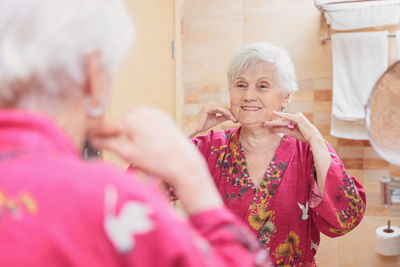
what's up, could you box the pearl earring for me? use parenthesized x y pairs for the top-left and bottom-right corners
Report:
(84, 94), (105, 117)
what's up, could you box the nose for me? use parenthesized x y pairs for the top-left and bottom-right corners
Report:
(243, 87), (257, 101)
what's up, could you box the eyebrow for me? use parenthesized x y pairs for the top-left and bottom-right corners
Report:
(257, 77), (273, 82)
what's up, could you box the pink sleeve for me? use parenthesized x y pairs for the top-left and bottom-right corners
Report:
(163, 130), (224, 201)
(192, 130), (217, 160)
(308, 145), (366, 237)
(116, 184), (269, 267)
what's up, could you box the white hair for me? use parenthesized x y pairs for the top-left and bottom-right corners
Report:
(0, 0), (134, 110)
(227, 42), (298, 97)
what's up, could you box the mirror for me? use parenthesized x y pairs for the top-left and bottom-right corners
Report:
(365, 60), (400, 166)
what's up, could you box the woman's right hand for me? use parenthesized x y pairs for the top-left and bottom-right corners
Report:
(90, 107), (223, 215)
(185, 101), (237, 139)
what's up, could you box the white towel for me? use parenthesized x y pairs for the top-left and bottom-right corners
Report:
(331, 31), (388, 139)
(330, 116), (369, 140)
(397, 31), (400, 61)
(324, 2), (400, 30)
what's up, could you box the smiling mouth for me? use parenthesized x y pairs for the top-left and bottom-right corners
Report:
(241, 106), (262, 111)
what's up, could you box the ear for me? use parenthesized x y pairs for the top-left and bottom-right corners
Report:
(85, 52), (104, 96)
(281, 93), (291, 109)
(83, 52), (111, 137)
(83, 52), (111, 118)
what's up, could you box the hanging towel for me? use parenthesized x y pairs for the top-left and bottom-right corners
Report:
(397, 31), (400, 61)
(324, 2), (400, 30)
(330, 116), (369, 140)
(331, 31), (388, 139)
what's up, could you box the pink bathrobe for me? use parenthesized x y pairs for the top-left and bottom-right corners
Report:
(189, 128), (366, 267)
(0, 110), (267, 267)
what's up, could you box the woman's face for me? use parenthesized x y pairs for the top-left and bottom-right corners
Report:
(230, 61), (289, 126)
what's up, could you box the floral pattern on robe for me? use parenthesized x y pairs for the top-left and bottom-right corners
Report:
(191, 127), (366, 267)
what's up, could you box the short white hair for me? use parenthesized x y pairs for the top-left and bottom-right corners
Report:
(0, 0), (134, 110)
(227, 42), (298, 97)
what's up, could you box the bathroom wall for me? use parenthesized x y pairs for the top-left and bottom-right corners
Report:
(104, 0), (181, 167)
(182, 0), (400, 266)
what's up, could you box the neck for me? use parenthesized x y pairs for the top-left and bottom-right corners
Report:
(39, 102), (87, 150)
(240, 124), (282, 153)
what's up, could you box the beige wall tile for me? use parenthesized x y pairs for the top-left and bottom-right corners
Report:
(315, 124), (330, 136)
(183, 16), (243, 90)
(342, 159), (364, 169)
(243, 11), (332, 79)
(183, 0), (243, 18)
(292, 90), (314, 102)
(313, 78), (332, 90)
(314, 101), (332, 112)
(313, 112), (331, 124)
(184, 114), (196, 124)
(183, 83), (199, 95)
(363, 170), (390, 182)
(364, 159), (390, 170)
(369, 205), (390, 216)
(316, 234), (339, 267)
(338, 147), (364, 159)
(390, 164), (400, 176)
(244, 0), (311, 14)
(298, 79), (314, 90)
(198, 84), (227, 93)
(314, 89), (332, 101)
(338, 139), (370, 147)
(287, 101), (314, 113)
(183, 104), (199, 115)
(184, 93), (198, 104)
(303, 113), (313, 123)
(325, 135), (339, 148)
(198, 92), (229, 104)
(390, 205), (400, 217)
(346, 169), (364, 182)
(364, 147), (383, 159)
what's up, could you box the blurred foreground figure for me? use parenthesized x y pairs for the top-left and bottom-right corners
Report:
(0, 0), (267, 266)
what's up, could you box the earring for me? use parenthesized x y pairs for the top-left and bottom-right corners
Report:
(84, 94), (105, 117)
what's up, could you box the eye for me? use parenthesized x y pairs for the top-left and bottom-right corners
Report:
(258, 82), (270, 90)
(235, 82), (247, 89)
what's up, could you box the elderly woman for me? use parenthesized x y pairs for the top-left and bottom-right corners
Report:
(183, 43), (366, 266)
(0, 0), (267, 266)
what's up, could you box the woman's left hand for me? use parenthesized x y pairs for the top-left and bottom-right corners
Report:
(263, 111), (324, 144)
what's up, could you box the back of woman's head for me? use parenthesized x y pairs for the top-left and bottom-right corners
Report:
(0, 0), (134, 111)
(227, 42), (298, 97)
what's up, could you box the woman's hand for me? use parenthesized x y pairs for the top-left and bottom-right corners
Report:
(185, 101), (237, 139)
(265, 111), (331, 196)
(263, 111), (324, 144)
(90, 107), (223, 214)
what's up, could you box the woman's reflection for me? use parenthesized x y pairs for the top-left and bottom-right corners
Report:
(180, 42), (366, 266)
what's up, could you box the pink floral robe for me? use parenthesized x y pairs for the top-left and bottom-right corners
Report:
(0, 110), (268, 267)
(189, 127), (366, 267)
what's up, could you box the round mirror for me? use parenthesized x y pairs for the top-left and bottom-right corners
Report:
(366, 60), (400, 166)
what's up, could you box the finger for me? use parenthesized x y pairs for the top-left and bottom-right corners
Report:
(88, 121), (125, 138)
(272, 111), (300, 123)
(216, 112), (237, 124)
(91, 137), (137, 162)
(207, 106), (238, 123)
(215, 115), (230, 124)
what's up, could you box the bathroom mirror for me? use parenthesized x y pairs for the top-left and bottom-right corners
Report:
(365, 60), (400, 166)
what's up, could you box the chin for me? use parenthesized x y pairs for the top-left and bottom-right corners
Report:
(237, 120), (264, 127)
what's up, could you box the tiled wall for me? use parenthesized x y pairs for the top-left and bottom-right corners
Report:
(182, 1), (400, 266)
(182, 0), (400, 217)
